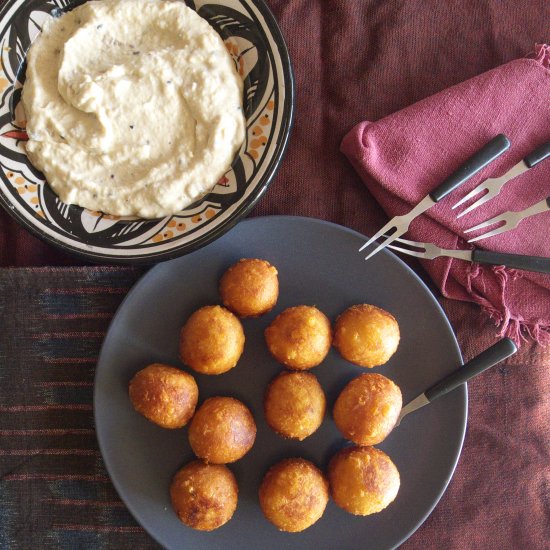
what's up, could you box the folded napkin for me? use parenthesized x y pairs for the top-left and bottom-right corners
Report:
(341, 44), (550, 345)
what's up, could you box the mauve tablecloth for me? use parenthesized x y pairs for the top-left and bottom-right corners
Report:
(0, 1), (549, 549)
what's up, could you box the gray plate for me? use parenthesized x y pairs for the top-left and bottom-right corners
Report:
(94, 215), (466, 550)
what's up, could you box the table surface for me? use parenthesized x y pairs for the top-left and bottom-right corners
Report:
(1, 1), (549, 549)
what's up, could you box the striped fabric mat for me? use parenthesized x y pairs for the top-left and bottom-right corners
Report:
(0, 267), (160, 549)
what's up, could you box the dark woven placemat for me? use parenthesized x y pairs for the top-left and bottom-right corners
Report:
(0, 267), (159, 549)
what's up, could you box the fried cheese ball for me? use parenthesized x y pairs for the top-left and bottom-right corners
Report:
(264, 306), (332, 370)
(328, 446), (400, 516)
(333, 373), (402, 446)
(179, 305), (245, 375)
(219, 258), (279, 317)
(170, 460), (238, 531)
(128, 363), (198, 429)
(188, 397), (256, 463)
(259, 458), (329, 532)
(264, 371), (326, 440)
(333, 304), (400, 368)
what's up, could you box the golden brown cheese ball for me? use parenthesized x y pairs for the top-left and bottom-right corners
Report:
(264, 305), (332, 370)
(188, 397), (256, 464)
(179, 305), (245, 375)
(264, 371), (326, 441)
(219, 258), (279, 318)
(128, 363), (198, 429)
(259, 458), (329, 532)
(170, 460), (238, 531)
(328, 446), (400, 515)
(333, 373), (402, 446)
(333, 304), (400, 368)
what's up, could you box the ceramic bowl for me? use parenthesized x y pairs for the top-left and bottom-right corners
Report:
(0, 0), (294, 262)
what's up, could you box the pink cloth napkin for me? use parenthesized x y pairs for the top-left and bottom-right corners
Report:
(341, 44), (550, 345)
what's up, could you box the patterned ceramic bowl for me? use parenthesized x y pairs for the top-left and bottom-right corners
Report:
(0, 0), (294, 263)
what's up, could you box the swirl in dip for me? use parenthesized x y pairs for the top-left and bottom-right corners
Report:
(22, 0), (246, 218)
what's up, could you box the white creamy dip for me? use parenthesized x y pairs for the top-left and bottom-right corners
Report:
(22, 0), (246, 218)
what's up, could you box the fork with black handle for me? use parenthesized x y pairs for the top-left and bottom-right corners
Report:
(386, 236), (550, 274)
(359, 134), (511, 260)
(452, 137), (550, 218)
(396, 337), (517, 426)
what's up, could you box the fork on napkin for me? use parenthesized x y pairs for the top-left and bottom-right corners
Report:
(341, 44), (550, 345)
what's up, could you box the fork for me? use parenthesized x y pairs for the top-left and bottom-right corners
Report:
(452, 138), (550, 218)
(359, 134), (511, 260)
(464, 196), (550, 243)
(386, 236), (550, 274)
(396, 338), (517, 426)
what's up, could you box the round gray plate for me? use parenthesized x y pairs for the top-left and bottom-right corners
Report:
(94, 216), (466, 550)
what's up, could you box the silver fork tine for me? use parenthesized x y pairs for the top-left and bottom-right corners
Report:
(452, 161), (529, 216)
(466, 196), (550, 242)
(463, 213), (506, 234)
(387, 237), (440, 260)
(363, 229), (407, 260)
(452, 184), (488, 210)
(360, 195), (437, 259)
(455, 190), (495, 218)
(386, 244), (427, 259)
(464, 212), (509, 243)
(358, 220), (399, 252)
(467, 225), (509, 243)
